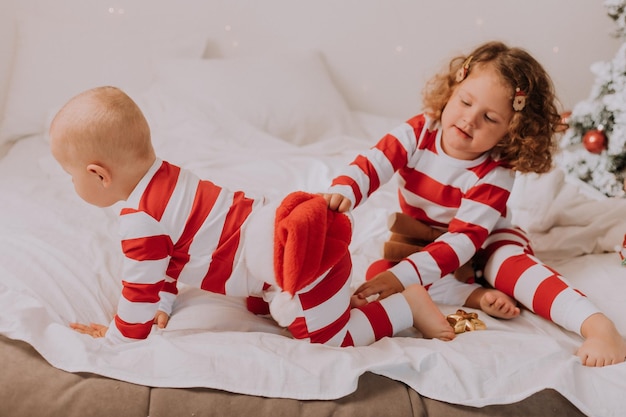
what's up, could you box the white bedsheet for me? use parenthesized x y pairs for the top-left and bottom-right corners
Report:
(0, 103), (625, 417)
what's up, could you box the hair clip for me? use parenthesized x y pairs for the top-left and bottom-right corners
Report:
(513, 87), (526, 111)
(455, 55), (473, 82)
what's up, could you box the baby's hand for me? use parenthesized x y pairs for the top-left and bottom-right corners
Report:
(320, 193), (352, 212)
(154, 310), (170, 329)
(70, 322), (108, 338)
(353, 270), (404, 301)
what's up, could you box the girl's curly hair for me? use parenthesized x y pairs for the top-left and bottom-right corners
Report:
(422, 41), (564, 174)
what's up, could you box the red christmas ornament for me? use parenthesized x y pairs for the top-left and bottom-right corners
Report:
(582, 129), (607, 154)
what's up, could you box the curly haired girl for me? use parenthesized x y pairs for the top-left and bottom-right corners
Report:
(324, 41), (626, 367)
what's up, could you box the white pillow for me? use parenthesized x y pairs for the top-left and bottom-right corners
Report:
(152, 52), (364, 145)
(0, 14), (206, 145)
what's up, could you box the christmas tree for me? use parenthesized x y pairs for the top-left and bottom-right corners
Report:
(557, 0), (626, 198)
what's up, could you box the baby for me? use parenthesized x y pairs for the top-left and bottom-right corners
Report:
(49, 86), (456, 346)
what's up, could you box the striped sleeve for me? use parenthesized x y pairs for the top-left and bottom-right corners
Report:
(105, 161), (179, 343)
(328, 115), (426, 209)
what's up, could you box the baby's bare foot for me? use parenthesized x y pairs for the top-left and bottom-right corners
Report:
(479, 290), (520, 319)
(578, 313), (626, 367)
(402, 285), (456, 341)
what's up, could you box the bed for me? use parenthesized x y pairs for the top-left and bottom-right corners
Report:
(1, 9), (625, 417)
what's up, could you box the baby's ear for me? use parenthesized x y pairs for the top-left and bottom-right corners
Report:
(87, 164), (112, 187)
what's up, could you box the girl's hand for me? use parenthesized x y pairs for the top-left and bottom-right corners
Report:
(154, 310), (170, 329)
(320, 193), (352, 212)
(353, 270), (405, 301)
(70, 322), (108, 338)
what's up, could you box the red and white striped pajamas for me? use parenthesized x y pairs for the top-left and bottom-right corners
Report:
(105, 158), (414, 345)
(328, 114), (599, 335)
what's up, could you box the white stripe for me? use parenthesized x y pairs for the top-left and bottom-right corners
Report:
(511, 260), (552, 309)
(455, 198), (502, 230)
(160, 170), (199, 244)
(550, 289), (600, 334)
(380, 293), (414, 334)
(298, 278), (352, 333)
(117, 296), (158, 324)
(482, 166), (516, 190)
(345, 308), (376, 346)
(119, 211), (163, 240)
(397, 186), (456, 223)
(176, 189), (231, 287)
(369, 146), (397, 183)
(437, 231), (476, 264)
(389, 122), (417, 154)
(123, 257), (170, 285)
(417, 150), (474, 186)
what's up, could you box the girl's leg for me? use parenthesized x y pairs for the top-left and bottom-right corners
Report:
(367, 259), (519, 319)
(482, 228), (626, 366)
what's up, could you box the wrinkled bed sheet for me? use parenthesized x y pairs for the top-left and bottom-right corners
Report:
(0, 98), (625, 417)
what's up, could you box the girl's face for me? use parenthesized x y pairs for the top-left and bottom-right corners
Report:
(440, 65), (514, 161)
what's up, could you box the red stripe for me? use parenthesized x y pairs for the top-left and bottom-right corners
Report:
(120, 207), (139, 216)
(287, 317), (308, 340)
(201, 191), (254, 294)
(426, 240), (460, 274)
(304, 307), (351, 344)
(331, 175), (363, 207)
(406, 114), (428, 149)
(401, 170), (462, 208)
(448, 219), (488, 250)
(491, 228), (531, 245)
(464, 183), (510, 216)
(114, 315), (153, 340)
(469, 158), (504, 179)
(121, 280), (163, 303)
(161, 280), (178, 296)
(419, 129), (438, 152)
(121, 235), (173, 261)
(353, 154), (380, 199)
(493, 254), (537, 298)
(296, 254), (352, 310)
(341, 332), (354, 347)
(166, 179), (221, 279)
(140, 161), (180, 221)
(375, 134), (408, 171)
(533, 275), (568, 321)
(357, 301), (393, 341)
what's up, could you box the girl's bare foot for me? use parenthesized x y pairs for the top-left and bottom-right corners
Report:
(465, 287), (520, 319)
(578, 313), (626, 367)
(402, 284), (456, 341)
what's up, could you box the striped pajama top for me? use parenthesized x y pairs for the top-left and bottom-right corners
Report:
(328, 114), (516, 289)
(106, 158), (262, 344)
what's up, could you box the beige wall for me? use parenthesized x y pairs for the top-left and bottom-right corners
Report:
(0, 0), (621, 119)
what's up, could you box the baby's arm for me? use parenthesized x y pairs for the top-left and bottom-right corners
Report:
(70, 322), (108, 338)
(154, 310), (170, 328)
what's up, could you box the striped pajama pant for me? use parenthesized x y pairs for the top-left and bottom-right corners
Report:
(264, 252), (414, 347)
(365, 227), (600, 336)
(242, 197), (413, 348)
(481, 228), (599, 335)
